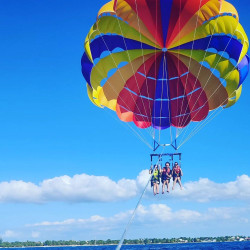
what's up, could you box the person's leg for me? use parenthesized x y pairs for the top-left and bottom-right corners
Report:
(153, 183), (156, 195)
(156, 183), (159, 194)
(162, 181), (165, 194)
(166, 180), (170, 192)
(172, 178), (177, 190)
(177, 178), (183, 190)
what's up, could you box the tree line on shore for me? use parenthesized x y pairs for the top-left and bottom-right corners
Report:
(0, 236), (249, 247)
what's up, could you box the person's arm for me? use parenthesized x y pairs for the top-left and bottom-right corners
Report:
(149, 165), (153, 174)
(167, 171), (172, 178)
(181, 169), (183, 176)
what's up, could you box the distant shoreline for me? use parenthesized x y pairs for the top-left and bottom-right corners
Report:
(0, 236), (249, 248)
(0, 240), (250, 248)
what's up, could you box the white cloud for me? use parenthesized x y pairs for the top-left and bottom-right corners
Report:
(27, 204), (250, 236)
(0, 171), (250, 204)
(31, 231), (40, 238)
(4, 204), (250, 241)
(2, 230), (19, 238)
(135, 204), (203, 223)
(169, 175), (250, 202)
(40, 173), (138, 202)
(31, 204), (250, 226)
(0, 180), (42, 203)
(0, 174), (138, 203)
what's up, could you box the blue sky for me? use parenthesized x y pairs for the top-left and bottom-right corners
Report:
(0, 0), (250, 242)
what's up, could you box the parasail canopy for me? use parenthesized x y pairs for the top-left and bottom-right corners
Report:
(81, 0), (249, 148)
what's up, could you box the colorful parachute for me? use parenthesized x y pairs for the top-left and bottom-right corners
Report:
(81, 0), (249, 131)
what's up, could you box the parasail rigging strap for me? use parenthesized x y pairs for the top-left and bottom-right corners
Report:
(153, 139), (178, 152)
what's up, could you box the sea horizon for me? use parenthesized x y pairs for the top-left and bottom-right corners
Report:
(0, 241), (250, 250)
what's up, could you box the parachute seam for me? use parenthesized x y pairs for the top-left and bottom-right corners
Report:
(87, 62), (151, 147)
(202, 13), (237, 25)
(88, 36), (153, 144)
(175, 0), (182, 142)
(176, 0), (203, 129)
(177, 1), (235, 133)
(133, 0), (155, 136)
(113, 0), (155, 135)
(178, 25), (246, 148)
(177, 15), (243, 144)
(176, 0), (221, 129)
(94, 26), (155, 138)
(154, 0), (158, 140)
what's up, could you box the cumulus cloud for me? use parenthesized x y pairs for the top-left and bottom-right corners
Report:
(169, 175), (250, 202)
(40, 174), (138, 202)
(0, 174), (138, 203)
(0, 171), (250, 203)
(0, 180), (42, 203)
(27, 204), (250, 231)
(3, 204), (250, 241)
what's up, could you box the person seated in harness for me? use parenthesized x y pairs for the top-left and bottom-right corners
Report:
(149, 164), (161, 195)
(172, 162), (183, 190)
(161, 162), (172, 194)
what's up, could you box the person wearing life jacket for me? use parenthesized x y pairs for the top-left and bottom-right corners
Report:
(149, 164), (161, 195)
(172, 162), (183, 190)
(161, 162), (172, 194)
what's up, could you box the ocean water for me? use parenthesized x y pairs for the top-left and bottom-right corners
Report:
(4, 242), (250, 250)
